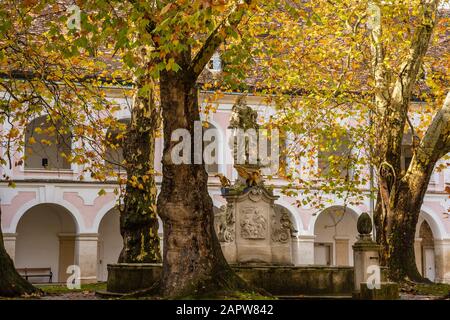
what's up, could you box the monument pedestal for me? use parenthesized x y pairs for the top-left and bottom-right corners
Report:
(353, 238), (381, 292)
(352, 213), (399, 300)
(215, 186), (294, 265)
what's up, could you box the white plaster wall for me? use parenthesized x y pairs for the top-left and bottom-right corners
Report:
(97, 209), (123, 282)
(15, 204), (76, 282)
(314, 209), (358, 266)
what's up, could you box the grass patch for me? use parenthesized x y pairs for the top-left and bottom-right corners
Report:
(36, 282), (106, 295)
(167, 291), (277, 300)
(222, 291), (276, 300)
(413, 283), (450, 297)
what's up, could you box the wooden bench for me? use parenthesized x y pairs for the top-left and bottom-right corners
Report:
(16, 268), (53, 283)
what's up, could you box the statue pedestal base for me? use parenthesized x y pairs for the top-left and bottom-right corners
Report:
(215, 186), (293, 265)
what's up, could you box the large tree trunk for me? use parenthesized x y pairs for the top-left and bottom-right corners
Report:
(0, 207), (40, 297)
(370, 0), (442, 282)
(384, 171), (433, 282)
(375, 92), (450, 282)
(157, 67), (252, 298)
(376, 169), (433, 282)
(118, 78), (161, 263)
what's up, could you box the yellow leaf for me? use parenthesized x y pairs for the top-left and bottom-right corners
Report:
(161, 3), (172, 15)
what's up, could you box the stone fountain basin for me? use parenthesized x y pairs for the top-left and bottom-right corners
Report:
(106, 263), (387, 295)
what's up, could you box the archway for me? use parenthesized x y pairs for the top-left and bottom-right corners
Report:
(25, 116), (72, 170)
(313, 206), (358, 266)
(415, 219), (436, 281)
(96, 208), (164, 281)
(97, 208), (123, 282)
(15, 203), (77, 283)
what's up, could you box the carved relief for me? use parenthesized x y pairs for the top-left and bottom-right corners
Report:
(240, 207), (267, 239)
(272, 207), (297, 243)
(215, 203), (235, 243)
(248, 187), (263, 202)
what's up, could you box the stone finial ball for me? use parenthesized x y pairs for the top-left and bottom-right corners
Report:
(357, 212), (373, 235)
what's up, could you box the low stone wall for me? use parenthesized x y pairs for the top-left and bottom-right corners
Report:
(107, 263), (162, 294)
(107, 263), (377, 296)
(233, 265), (354, 295)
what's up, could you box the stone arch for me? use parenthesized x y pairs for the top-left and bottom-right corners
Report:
(97, 207), (122, 281)
(307, 204), (363, 233)
(419, 221), (434, 246)
(414, 209), (442, 282)
(94, 201), (164, 282)
(93, 199), (164, 235)
(313, 206), (359, 266)
(10, 199), (83, 234)
(15, 203), (78, 283)
(416, 207), (445, 240)
(91, 200), (117, 234)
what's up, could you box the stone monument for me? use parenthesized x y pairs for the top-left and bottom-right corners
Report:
(214, 97), (296, 265)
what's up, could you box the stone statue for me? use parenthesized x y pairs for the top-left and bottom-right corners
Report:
(234, 164), (263, 188)
(213, 97), (293, 265)
(228, 96), (259, 131)
(228, 96), (261, 167)
(214, 173), (231, 188)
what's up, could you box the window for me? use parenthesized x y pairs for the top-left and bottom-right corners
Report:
(25, 116), (72, 170)
(318, 136), (353, 179)
(104, 118), (130, 171)
(207, 53), (222, 72)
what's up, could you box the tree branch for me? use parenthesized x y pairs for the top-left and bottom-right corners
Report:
(188, 0), (251, 80)
(408, 91), (450, 173)
(390, 0), (440, 106)
(370, 0), (440, 173)
(369, 1), (390, 115)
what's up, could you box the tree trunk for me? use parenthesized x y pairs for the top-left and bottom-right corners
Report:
(0, 206), (40, 297)
(370, 0), (441, 282)
(375, 160), (435, 282)
(386, 174), (431, 282)
(157, 69), (252, 298)
(375, 93), (450, 282)
(118, 79), (161, 263)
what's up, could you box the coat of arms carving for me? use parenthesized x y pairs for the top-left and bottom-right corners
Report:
(240, 207), (267, 239)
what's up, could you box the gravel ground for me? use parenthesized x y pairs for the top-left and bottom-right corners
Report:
(400, 294), (445, 300)
(40, 292), (101, 300)
(38, 293), (446, 300)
